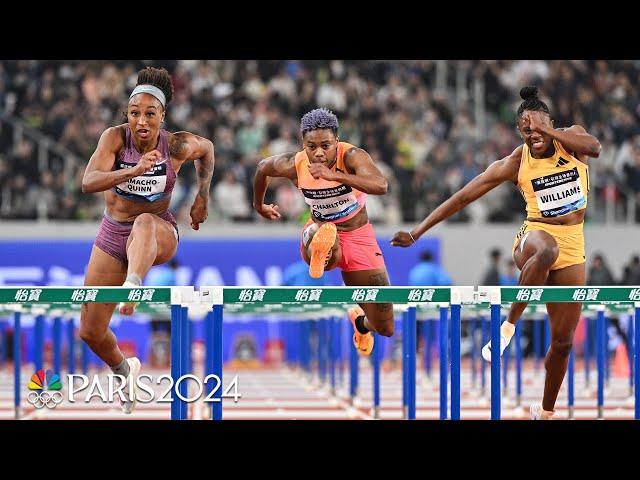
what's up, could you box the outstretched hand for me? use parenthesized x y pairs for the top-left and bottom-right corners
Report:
(255, 203), (281, 220)
(190, 195), (208, 230)
(390, 231), (416, 247)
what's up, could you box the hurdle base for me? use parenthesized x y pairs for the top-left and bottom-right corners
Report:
(568, 405), (574, 420)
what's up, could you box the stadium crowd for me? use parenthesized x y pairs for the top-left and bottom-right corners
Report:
(1, 60), (640, 224)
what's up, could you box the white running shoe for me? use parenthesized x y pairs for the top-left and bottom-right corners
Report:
(118, 281), (141, 316)
(119, 357), (141, 414)
(481, 335), (511, 362)
(530, 403), (554, 420)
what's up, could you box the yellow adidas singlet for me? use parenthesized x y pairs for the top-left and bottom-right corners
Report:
(517, 138), (589, 219)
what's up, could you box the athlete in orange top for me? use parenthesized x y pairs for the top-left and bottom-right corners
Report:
(392, 87), (602, 419)
(253, 108), (394, 355)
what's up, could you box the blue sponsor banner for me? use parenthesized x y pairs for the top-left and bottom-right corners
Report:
(0, 236), (440, 287)
(0, 236), (440, 364)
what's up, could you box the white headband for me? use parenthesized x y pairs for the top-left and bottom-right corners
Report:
(129, 84), (166, 108)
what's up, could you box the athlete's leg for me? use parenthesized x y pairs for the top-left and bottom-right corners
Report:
(508, 230), (560, 324)
(126, 213), (178, 278)
(119, 213), (178, 315)
(301, 222), (341, 276)
(482, 230), (559, 361)
(341, 268), (395, 337)
(539, 263), (585, 414)
(79, 246), (128, 366)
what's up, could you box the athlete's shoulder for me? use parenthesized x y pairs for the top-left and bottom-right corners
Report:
(510, 144), (525, 158)
(293, 148), (308, 165)
(166, 130), (197, 158)
(100, 124), (127, 149)
(340, 141), (359, 154)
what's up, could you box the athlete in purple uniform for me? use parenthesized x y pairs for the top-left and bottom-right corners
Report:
(80, 67), (215, 413)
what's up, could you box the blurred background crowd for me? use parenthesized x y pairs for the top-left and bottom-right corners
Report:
(1, 60), (640, 225)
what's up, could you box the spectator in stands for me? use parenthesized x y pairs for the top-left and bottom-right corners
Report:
(621, 254), (640, 285)
(587, 253), (616, 285)
(500, 259), (519, 286)
(213, 170), (251, 222)
(3, 60), (640, 225)
(408, 250), (453, 286)
(480, 248), (502, 286)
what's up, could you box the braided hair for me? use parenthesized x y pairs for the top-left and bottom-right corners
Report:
(516, 86), (550, 121)
(135, 66), (174, 106)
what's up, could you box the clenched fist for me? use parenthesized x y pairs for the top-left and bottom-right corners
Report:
(131, 149), (163, 176)
(308, 163), (336, 181)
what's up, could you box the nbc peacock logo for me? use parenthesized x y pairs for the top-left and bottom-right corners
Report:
(27, 369), (63, 409)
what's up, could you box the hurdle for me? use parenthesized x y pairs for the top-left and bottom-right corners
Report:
(475, 286), (640, 420)
(3, 285), (638, 420)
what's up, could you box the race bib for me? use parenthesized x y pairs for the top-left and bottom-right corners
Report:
(532, 167), (586, 217)
(302, 185), (360, 222)
(114, 162), (168, 202)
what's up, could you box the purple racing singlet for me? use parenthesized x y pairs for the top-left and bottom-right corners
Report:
(112, 126), (176, 202)
(94, 126), (180, 263)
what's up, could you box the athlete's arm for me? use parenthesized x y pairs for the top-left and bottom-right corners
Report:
(551, 125), (601, 159)
(311, 147), (388, 195)
(391, 146), (523, 247)
(253, 152), (297, 220)
(527, 112), (601, 158)
(81, 127), (157, 193)
(170, 132), (215, 230)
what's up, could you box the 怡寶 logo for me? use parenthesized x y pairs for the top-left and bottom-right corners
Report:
(27, 369), (63, 409)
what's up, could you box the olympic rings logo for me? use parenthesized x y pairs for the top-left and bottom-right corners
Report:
(27, 391), (64, 409)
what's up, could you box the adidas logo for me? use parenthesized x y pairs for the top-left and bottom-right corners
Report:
(556, 157), (569, 167)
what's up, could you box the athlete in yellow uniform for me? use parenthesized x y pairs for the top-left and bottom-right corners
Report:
(391, 86), (601, 419)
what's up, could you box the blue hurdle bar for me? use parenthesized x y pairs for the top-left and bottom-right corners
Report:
(627, 313), (634, 397)
(67, 317), (75, 374)
(34, 314), (44, 373)
(584, 317), (591, 389)
(0, 320), (6, 368)
(515, 320), (522, 407)
(180, 306), (189, 420)
(13, 311), (21, 419)
(424, 319), (432, 380)
(597, 308), (605, 419)
(402, 311), (408, 419)
(502, 319), (510, 395)
(439, 306), (448, 420)
(407, 307), (417, 420)
(490, 303), (501, 420)
(170, 304), (182, 420)
(533, 318), (542, 373)
(372, 332), (381, 419)
(204, 310), (214, 418)
(634, 305), (639, 420)
(568, 347), (575, 419)
(330, 317), (337, 396)
(52, 316), (62, 375)
(349, 332), (359, 405)
(211, 304), (223, 421)
(450, 303), (461, 420)
(470, 318), (477, 389)
(481, 315), (487, 397)
(605, 315), (610, 386)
